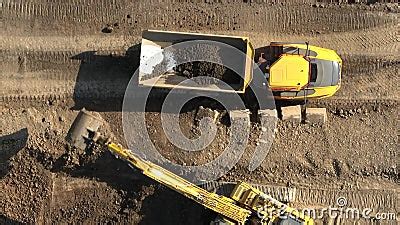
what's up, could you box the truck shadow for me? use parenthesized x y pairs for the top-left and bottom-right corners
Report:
(0, 128), (28, 178)
(0, 215), (23, 225)
(138, 186), (214, 225)
(70, 44), (141, 112)
(50, 148), (146, 192)
(70, 44), (202, 113)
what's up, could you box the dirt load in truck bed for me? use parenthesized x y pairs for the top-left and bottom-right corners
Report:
(173, 43), (224, 80)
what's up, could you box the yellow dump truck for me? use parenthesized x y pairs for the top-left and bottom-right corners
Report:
(139, 30), (342, 100)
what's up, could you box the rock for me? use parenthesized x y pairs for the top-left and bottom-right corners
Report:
(195, 106), (220, 124)
(182, 70), (191, 77)
(46, 100), (53, 106)
(305, 107), (327, 124)
(259, 109), (278, 133)
(281, 105), (301, 123)
(229, 109), (250, 123)
(102, 25), (113, 33)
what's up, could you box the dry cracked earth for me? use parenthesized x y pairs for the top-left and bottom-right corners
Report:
(0, 0), (399, 224)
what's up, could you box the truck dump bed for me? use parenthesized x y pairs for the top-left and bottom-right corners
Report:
(139, 30), (254, 93)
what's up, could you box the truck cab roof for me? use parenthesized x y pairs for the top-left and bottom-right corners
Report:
(266, 43), (342, 91)
(268, 54), (309, 91)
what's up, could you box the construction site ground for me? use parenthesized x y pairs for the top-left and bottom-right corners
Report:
(0, 1), (399, 224)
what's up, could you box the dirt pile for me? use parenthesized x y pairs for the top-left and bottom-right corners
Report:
(172, 43), (226, 84)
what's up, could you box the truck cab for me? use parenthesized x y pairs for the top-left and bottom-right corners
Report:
(256, 43), (342, 100)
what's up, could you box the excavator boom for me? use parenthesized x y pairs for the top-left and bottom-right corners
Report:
(107, 143), (251, 223)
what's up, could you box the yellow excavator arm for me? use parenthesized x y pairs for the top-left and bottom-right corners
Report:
(107, 143), (252, 224)
(107, 143), (314, 225)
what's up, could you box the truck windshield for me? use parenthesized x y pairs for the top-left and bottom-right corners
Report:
(309, 59), (340, 87)
(310, 63), (318, 82)
(283, 47), (317, 57)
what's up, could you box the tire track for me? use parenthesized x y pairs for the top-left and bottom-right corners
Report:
(340, 54), (399, 76)
(321, 24), (399, 54)
(311, 98), (399, 111)
(156, 4), (391, 34)
(1, 1), (396, 35)
(0, 34), (139, 51)
(317, 0), (398, 3)
(0, 48), (136, 102)
(337, 65), (399, 101)
(238, 23), (398, 55)
(296, 187), (398, 210)
(0, 79), (129, 102)
(0, 49), (80, 77)
(1, 1), (123, 24)
(0, 32), (396, 76)
(1, 16), (397, 54)
(0, 49), (130, 77)
(0, 50), (398, 104)
(202, 181), (398, 210)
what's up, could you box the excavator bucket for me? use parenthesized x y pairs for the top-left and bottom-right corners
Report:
(66, 109), (104, 150)
(138, 30), (254, 93)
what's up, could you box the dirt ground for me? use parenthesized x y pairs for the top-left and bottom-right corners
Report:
(0, 0), (399, 224)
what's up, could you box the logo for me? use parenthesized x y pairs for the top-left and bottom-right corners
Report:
(336, 196), (347, 207)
